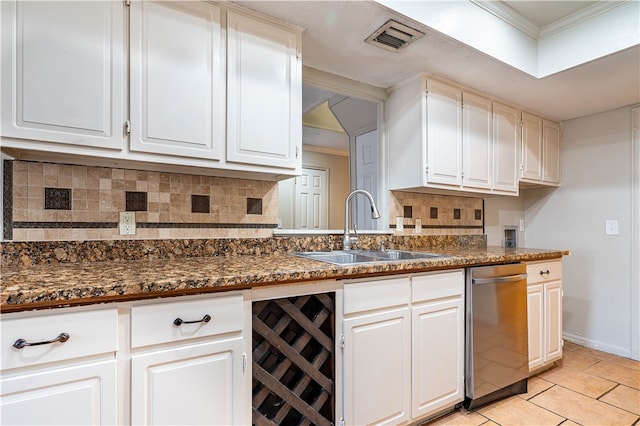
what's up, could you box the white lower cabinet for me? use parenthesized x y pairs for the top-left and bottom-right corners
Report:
(130, 293), (248, 425)
(0, 308), (119, 425)
(411, 271), (465, 419)
(526, 260), (563, 372)
(341, 270), (464, 426)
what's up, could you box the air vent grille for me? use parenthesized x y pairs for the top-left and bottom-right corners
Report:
(366, 19), (424, 52)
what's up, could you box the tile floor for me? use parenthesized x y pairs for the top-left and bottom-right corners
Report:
(427, 341), (640, 426)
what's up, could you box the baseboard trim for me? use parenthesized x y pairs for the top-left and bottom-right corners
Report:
(563, 332), (635, 360)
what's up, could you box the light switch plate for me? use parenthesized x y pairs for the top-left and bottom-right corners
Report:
(605, 219), (619, 235)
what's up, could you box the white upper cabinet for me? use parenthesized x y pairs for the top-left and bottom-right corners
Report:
(129, 1), (224, 160)
(0, 0), (125, 150)
(521, 113), (561, 186)
(388, 75), (520, 196)
(542, 120), (561, 184)
(426, 80), (463, 186)
(226, 11), (301, 171)
(492, 102), (520, 193)
(521, 112), (543, 181)
(1, 1), (302, 179)
(462, 92), (492, 190)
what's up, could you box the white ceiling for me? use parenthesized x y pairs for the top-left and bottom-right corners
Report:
(236, 0), (639, 122)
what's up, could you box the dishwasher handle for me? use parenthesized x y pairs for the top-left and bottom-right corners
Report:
(472, 273), (527, 285)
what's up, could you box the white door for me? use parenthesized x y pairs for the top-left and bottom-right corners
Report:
(493, 102), (520, 193)
(131, 338), (244, 425)
(426, 80), (463, 186)
(527, 284), (544, 370)
(354, 129), (379, 230)
(226, 11), (301, 170)
(462, 92), (492, 190)
(295, 167), (328, 229)
(412, 298), (464, 419)
(0, 0), (124, 149)
(129, 0), (223, 159)
(1, 360), (117, 425)
(343, 308), (411, 426)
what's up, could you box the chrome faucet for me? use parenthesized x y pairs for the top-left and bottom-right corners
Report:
(343, 189), (381, 250)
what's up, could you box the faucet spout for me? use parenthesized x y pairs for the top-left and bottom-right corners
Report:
(343, 189), (380, 250)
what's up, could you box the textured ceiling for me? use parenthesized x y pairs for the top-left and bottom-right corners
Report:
(237, 1), (639, 122)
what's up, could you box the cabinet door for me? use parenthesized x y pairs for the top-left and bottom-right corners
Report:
(425, 80), (462, 186)
(527, 284), (544, 371)
(542, 120), (561, 184)
(521, 112), (543, 181)
(129, 1), (223, 159)
(226, 11), (301, 170)
(1, 359), (117, 425)
(343, 308), (411, 426)
(0, 0), (124, 149)
(412, 297), (464, 419)
(131, 337), (244, 425)
(492, 102), (520, 193)
(462, 92), (492, 190)
(544, 281), (563, 363)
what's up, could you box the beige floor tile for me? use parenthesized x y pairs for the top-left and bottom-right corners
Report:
(477, 395), (565, 425)
(424, 409), (489, 426)
(558, 349), (600, 371)
(574, 347), (640, 371)
(583, 361), (640, 390)
(562, 341), (581, 352)
(558, 420), (580, 426)
(519, 377), (554, 400)
(599, 385), (640, 416)
(543, 368), (617, 398)
(530, 385), (639, 425)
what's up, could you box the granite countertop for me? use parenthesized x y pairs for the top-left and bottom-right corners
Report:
(1, 246), (569, 312)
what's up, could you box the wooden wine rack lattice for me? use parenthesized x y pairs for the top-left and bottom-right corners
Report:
(252, 293), (335, 426)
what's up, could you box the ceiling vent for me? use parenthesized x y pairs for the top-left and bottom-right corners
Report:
(365, 19), (424, 52)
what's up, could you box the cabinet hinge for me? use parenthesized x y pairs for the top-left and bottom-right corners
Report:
(125, 0), (130, 7)
(296, 146), (300, 159)
(242, 353), (247, 372)
(339, 418), (345, 426)
(339, 334), (345, 350)
(125, 120), (131, 135)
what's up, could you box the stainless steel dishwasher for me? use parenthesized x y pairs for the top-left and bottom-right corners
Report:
(463, 263), (528, 409)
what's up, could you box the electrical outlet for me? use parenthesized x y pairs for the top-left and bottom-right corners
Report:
(119, 211), (136, 235)
(415, 218), (422, 233)
(396, 216), (404, 232)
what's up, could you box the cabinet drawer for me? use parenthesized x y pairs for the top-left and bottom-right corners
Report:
(343, 276), (410, 315)
(412, 269), (464, 303)
(1, 308), (118, 371)
(131, 293), (243, 348)
(527, 260), (562, 284)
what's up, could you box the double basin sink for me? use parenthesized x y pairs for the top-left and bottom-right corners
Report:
(292, 249), (446, 266)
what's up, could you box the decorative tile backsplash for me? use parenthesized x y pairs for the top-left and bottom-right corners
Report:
(389, 191), (484, 235)
(3, 160), (278, 241)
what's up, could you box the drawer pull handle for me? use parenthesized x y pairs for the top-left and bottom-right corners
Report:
(540, 270), (550, 276)
(12, 332), (70, 349)
(173, 314), (211, 327)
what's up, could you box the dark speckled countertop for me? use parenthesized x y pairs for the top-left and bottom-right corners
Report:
(1, 243), (569, 312)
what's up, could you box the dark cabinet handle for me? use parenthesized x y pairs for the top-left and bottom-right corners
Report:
(13, 332), (70, 349)
(173, 314), (211, 327)
(540, 270), (550, 276)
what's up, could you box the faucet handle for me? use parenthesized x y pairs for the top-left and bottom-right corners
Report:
(380, 241), (386, 251)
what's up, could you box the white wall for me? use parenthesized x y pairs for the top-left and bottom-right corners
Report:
(523, 106), (637, 359)
(483, 195), (525, 247)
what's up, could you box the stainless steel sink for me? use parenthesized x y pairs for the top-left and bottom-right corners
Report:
(292, 249), (445, 265)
